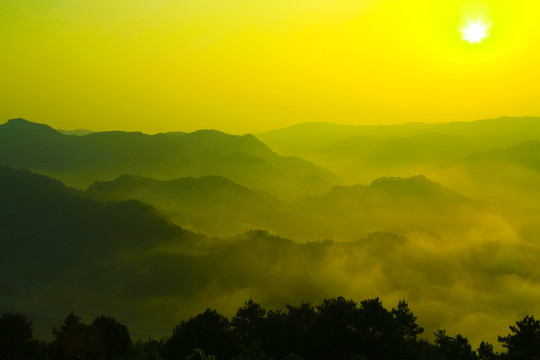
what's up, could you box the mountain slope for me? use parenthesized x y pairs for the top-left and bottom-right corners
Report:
(256, 122), (440, 156)
(0, 165), (206, 336)
(0, 165), (194, 278)
(0, 118), (334, 197)
(465, 140), (540, 171)
(1, 166), (533, 349)
(84, 172), (483, 242)
(281, 175), (482, 241)
(87, 174), (281, 236)
(257, 117), (540, 157)
(257, 117), (540, 185)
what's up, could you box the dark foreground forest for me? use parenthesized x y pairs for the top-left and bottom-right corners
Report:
(2, 297), (538, 360)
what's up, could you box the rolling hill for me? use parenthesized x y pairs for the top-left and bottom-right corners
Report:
(0, 166), (534, 348)
(257, 117), (540, 186)
(0, 118), (334, 198)
(257, 117), (540, 157)
(85, 171), (487, 242)
(87, 174), (281, 236)
(282, 175), (482, 241)
(465, 140), (540, 172)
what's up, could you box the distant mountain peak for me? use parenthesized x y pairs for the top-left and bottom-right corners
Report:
(3, 118), (61, 136)
(190, 129), (228, 136)
(7, 118), (41, 126)
(370, 175), (430, 187)
(57, 129), (94, 136)
(367, 175), (472, 202)
(7, 117), (29, 123)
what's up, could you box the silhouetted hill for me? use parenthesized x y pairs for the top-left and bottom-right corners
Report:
(0, 165), (203, 336)
(87, 175), (281, 236)
(0, 119), (334, 197)
(57, 128), (94, 136)
(257, 117), (540, 185)
(1, 118), (61, 137)
(323, 132), (484, 167)
(435, 116), (540, 138)
(465, 140), (540, 172)
(445, 140), (540, 213)
(369, 175), (469, 199)
(301, 175), (471, 208)
(283, 175), (480, 241)
(0, 165), (195, 278)
(84, 173), (481, 242)
(0, 166), (536, 348)
(257, 121), (440, 156)
(258, 117), (540, 157)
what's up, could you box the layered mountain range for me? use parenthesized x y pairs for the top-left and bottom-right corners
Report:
(2, 116), (540, 346)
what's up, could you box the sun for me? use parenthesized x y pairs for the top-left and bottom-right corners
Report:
(462, 21), (489, 44)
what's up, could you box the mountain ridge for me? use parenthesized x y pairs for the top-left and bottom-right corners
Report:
(256, 116), (540, 157)
(0, 118), (334, 197)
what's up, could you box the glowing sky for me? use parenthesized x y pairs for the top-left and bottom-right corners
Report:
(1, 0), (540, 133)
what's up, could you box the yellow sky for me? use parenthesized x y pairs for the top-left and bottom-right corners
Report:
(1, 0), (540, 133)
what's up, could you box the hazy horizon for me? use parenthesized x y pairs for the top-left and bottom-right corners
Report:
(4, 115), (540, 136)
(3, 1), (540, 134)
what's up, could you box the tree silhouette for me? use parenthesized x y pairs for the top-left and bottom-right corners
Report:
(232, 300), (267, 346)
(392, 300), (424, 342)
(185, 348), (217, 360)
(168, 309), (235, 360)
(8, 299), (540, 360)
(477, 341), (499, 360)
(232, 341), (273, 360)
(498, 315), (540, 360)
(0, 312), (39, 360)
(312, 297), (362, 360)
(258, 309), (289, 359)
(282, 302), (317, 359)
(51, 313), (103, 360)
(281, 353), (304, 360)
(358, 298), (402, 360)
(92, 315), (132, 359)
(434, 329), (478, 360)
(127, 340), (166, 360)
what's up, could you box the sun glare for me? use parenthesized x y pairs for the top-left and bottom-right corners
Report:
(462, 21), (489, 44)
